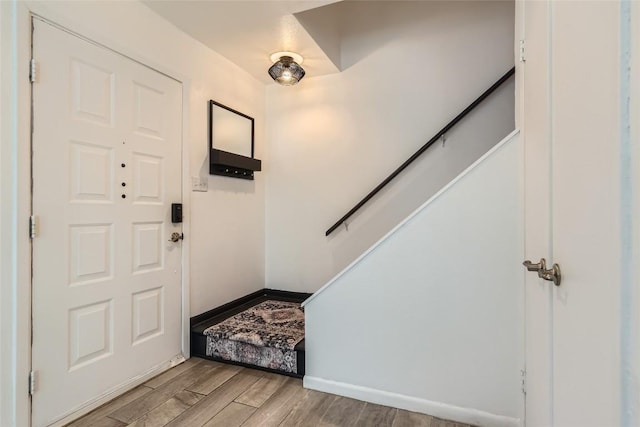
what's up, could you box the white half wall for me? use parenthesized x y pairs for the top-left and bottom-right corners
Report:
(266, 1), (515, 293)
(303, 131), (523, 427)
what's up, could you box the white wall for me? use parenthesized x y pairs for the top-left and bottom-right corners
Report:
(1, 1), (266, 424)
(303, 132), (522, 427)
(266, 1), (515, 293)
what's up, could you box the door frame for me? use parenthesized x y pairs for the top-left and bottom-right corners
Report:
(1, 6), (192, 425)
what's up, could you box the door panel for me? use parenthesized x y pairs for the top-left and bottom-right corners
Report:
(69, 223), (114, 284)
(32, 19), (183, 426)
(68, 301), (113, 370)
(70, 58), (114, 126)
(132, 287), (164, 344)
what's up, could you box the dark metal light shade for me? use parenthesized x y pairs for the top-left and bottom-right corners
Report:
(268, 56), (305, 86)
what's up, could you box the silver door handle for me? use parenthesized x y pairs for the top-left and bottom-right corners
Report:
(523, 258), (561, 286)
(169, 232), (183, 242)
(539, 263), (561, 286)
(523, 258), (546, 272)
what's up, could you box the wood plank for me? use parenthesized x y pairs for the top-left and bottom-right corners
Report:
(164, 369), (263, 427)
(186, 364), (242, 395)
(430, 418), (462, 427)
(202, 402), (256, 427)
(76, 417), (126, 427)
(125, 390), (202, 427)
(72, 363), (465, 427)
(355, 403), (397, 427)
(234, 372), (288, 408)
(240, 377), (305, 427)
(67, 386), (153, 427)
(318, 396), (366, 426)
(109, 362), (216, 423)
(392, 409), (434, 427)
(193, 358), (223, 370)
(280, 389), (335, 426)
(143, 357), (204, 389)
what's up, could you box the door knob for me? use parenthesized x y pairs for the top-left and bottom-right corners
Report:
(168, 232), (183, 243)
(523, 258), (561, 286)
(539, 263), (561, 286)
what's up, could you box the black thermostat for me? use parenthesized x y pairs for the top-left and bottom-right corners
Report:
(171, 203), (183, 223)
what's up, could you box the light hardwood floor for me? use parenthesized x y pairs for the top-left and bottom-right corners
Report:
(67, 357), (471, 427)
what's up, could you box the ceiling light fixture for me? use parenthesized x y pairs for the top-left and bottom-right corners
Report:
(268, 51), (305, 86)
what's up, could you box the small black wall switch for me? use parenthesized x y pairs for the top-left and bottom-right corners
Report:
(171, 203), (183, 223)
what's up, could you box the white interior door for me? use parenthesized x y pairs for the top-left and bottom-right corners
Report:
(31, 19), (183, 426)
(522, 1), (622, 426)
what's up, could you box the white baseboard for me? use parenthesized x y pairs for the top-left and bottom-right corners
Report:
(50, 354), (186, 427)
(303, 376), (521, 427)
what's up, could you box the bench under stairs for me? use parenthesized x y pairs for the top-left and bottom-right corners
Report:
(190, 289), (311, 378)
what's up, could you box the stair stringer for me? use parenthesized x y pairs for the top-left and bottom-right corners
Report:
(302, 129), (522, 427)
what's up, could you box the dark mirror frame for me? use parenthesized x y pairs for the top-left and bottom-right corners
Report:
(208, 99), (255, 158)
(208, 100), (261, 180)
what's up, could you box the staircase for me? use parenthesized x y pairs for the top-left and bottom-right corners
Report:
(190, 289), (311, 378)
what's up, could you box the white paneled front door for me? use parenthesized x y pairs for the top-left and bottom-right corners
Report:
(31, 19), (183, 426)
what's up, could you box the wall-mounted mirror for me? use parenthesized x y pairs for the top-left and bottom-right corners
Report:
(209, 100), (254, 158)
(209, 100), (261, 180)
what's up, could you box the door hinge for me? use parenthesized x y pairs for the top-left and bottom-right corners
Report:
(29, 370), (37, 395)
(29, 215), (38, 239)
(519, 40), (526, 62)
(520, 369), (527, 394)
(29, 58), (37, 83)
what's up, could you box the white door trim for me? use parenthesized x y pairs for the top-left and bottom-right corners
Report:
(0, 5), (192, 424)
(1, 2), (35, 426)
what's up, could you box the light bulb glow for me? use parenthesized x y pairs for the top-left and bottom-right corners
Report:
(267, 54), (306, 86)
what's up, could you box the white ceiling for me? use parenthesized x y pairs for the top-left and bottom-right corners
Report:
(142, 0), (344, 84)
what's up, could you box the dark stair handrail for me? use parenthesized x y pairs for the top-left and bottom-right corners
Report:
(325, 66), (516, 237)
